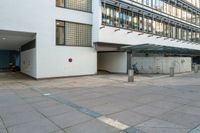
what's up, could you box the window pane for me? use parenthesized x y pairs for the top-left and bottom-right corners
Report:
(65, 0), (92, 12)
(56, 0), (64, 7)
(65, 22), (92, 47)
(56, 21), (65, 45)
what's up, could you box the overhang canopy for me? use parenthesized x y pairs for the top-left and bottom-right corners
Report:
(121, 44), (200, 56)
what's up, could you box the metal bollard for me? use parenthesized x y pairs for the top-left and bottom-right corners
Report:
(194, 64), (199, 73)
(128, 69), (134, 82)
(170, 67), (174, 77)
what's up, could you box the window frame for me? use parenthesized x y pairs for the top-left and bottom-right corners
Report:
(56, 20), (92, 47)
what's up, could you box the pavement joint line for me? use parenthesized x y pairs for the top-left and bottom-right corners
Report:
(29, 87), (146, 133)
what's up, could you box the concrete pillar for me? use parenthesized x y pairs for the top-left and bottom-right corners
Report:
(170, 67), (174, 77)
(128, 69), (134, 82)
(194, 64), (199, 73)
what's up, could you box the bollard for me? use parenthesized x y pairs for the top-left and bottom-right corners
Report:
(194, 64), (199, 73)
(128, 69), (134, 82)
(170, 67), (174, 77)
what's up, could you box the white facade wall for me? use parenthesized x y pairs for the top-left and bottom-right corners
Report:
(0, 0), (97, 79)
(132, 57), (192, 74)
(98, 52), (127, 73)
(20, 49), (37, 77)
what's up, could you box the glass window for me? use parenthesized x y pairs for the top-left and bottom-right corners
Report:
(172, 25), (176, 38)
(192, 13), (196, 24)
(133, 14), (139, 30)
(65, 22), (92, 46)
(182, 9), (187, 21)
(139, 15), (143, 31)
(176, 7), (182, 19)
(152, 19), (156, 34)
(101, 3), (200, 44)
(196, 32), (200, 42)
(187, 11), (192, 23)
(56, 21), (65, 45)
(176, 27), (182, 39)
(144, 17), (147, 32)
(182, 29), (187, 40)
(56, 21), (92, 47)
(147, 18), (152, 33)
(56, 0), (64, 7)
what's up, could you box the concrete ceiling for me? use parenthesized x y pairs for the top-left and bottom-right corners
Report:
(0, 30), (36, 50)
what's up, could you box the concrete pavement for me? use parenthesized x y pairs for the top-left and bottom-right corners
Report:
(0, 72), (200, 133)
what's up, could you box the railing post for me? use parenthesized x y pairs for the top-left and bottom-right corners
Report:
(128, 69), (134, 82)
(194, 64), (199, 73)
(170, 67), (174, 77)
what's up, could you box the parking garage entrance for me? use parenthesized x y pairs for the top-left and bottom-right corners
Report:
(0, 30), (36, 77)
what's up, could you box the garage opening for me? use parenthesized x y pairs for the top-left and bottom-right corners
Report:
(98, 51), (128, 74)
(95, 43), (128, 75)
(0, 30), (36, 77)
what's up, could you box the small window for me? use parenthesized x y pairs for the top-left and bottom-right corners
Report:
(56, 21), (65, 45)
(56, 0), (64, 7)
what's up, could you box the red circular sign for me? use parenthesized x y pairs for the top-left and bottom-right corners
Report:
(68, 58), (73, 63)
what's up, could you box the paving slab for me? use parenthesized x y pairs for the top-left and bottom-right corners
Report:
(174, 105), (200, 116)
(108, 110), (151, 126)
(2, 111), (44, 127)
(0, 104), (34, 117)
(36, 104), (75, 117)
(0, 119), (4, 129)
(90, 103), (129, 115)
(0, 128), (7, 133)
(130, 105), (170, 117)
(51, 130), (66, 133)
(7, 118), (59, 133)
(157, 111), (200, 129)
(49, 110), (93, 128)
(148, 101), (183, 110)
(65, 119), (119, 133)
(30, 99), (60, 109)
(23, 96), (50, 104)
(135, 118), (189, 133)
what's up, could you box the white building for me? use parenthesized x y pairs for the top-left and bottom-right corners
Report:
(0, 0), (200, 79)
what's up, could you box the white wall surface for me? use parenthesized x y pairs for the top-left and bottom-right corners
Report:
(98, 27), (200, 50)
(132, 57), (192, 74)
(0, 0), (96, 78)
(37, 47), (97, 78)
(21, 49), (36, 78)
(98, 52), (127, 73)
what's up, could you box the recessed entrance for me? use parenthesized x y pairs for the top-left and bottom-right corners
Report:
(0, 30), (36, 77)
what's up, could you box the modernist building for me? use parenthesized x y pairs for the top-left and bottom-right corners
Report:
(0, 0), (200, 79)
